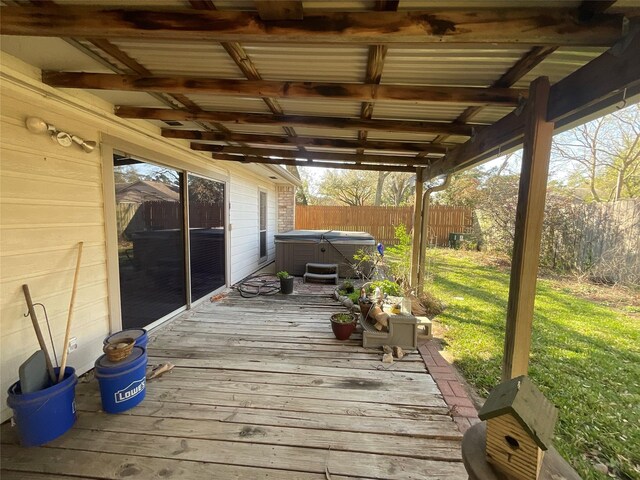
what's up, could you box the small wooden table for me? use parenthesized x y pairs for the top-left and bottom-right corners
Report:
(462, 422), (581, 480)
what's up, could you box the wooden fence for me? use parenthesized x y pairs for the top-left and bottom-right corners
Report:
(117, 201), (224, 240)
(295, 205), (473, 246)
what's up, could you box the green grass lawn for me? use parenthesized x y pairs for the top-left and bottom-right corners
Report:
(427, 250), (639, 480)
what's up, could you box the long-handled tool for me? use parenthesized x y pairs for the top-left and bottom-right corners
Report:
(22, 284), (56, 384)
(58, 241), (83, 383)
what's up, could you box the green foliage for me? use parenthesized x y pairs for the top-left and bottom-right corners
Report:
(331, 313), (355, 323)
(367, 279), (402, 297)
(342, 280), (354, 293)
(276, 271), (290, 279)
(430, 250), (640, 480)
(339, 290), (361, 303)
(384, 224), (413, 282)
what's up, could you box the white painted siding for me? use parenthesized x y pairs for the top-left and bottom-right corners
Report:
(0, 54), (290, 422)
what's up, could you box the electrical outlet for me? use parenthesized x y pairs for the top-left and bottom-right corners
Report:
(67, 337), (78, 354)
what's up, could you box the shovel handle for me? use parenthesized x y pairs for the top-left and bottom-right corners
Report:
(58, 242), (83, 383)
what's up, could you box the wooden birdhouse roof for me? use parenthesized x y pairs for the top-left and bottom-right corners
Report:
(478, 375), (558, 450)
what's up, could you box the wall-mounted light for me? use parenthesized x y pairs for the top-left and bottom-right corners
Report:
(25, 117), (97, 153)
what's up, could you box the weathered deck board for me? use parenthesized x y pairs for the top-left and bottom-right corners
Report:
(1, 291), (465, 479)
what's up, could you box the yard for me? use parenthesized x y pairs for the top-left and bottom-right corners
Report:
(427, 250), (639, 480)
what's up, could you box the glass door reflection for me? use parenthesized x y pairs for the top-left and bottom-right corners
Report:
(114, 156), (186, 328)
(188, 174), (226, 301)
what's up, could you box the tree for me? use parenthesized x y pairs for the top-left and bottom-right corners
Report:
(433, 169), (484, 208)
(552, 102), (640, 202)
(374, 171), (390, 206)
(383, 172), (415, 206)
(318, 169), (377, 206)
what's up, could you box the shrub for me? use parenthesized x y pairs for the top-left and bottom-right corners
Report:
(276, 271), (290, 279)
(367, 279), (402, 297)
(385, 225), (412, 283)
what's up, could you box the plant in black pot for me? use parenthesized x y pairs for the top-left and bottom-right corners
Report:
(342, 279), (355, 294)
(330, 312), (357, 340)
(276, 271), (294, 294)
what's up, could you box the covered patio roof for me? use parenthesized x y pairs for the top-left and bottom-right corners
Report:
(1, 1), (638, 177)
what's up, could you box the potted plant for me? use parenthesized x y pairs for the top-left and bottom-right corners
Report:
(330, 312), (357, 340)
(276, 271), (294, 294)
(342, 279), (355, 294)
(357, 287), (374, 320)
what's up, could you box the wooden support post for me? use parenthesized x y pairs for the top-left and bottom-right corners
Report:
(502, 77), (554, 381)
(410, 168), (424, 288)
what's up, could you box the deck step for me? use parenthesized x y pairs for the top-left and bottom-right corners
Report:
(303, 272), (339, 284)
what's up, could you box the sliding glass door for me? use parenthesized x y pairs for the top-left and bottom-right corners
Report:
(188, 174), (226, 302)
(113, 155), (227, 329)
(114, 156), (186, 329)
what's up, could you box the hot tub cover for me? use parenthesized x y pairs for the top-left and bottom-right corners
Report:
(274, 230), (375, 243)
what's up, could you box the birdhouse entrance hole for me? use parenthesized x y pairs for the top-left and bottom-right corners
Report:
(505, 435), (520, 449)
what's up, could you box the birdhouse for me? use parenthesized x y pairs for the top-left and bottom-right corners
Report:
(478, 376), (558, 480)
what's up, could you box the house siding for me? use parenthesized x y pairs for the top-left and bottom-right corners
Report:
(0, 54), (285, 422)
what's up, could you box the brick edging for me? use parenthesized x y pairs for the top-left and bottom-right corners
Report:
(418, 340), (480, 434)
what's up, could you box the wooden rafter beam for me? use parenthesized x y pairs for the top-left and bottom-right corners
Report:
(432, 45), (558, 146)
(26, 0), (227, 134)
(191, 143), (436, 164)
(209, 154), (416, 173)
(42, 72), (526, 106)
(188, 0), (306, 161)
(0, 7), (626, 46)
(427, 29), (640, 179)
(359, 44), (388, 141)
(165, 129), (451, 153)
(358, 0), (398, 144)
(115, 106), (475, 136)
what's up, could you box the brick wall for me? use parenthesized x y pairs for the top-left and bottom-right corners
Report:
(277, 184), (296, 232)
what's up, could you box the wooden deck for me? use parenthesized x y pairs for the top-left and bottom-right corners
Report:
(1, 291), (466, 479)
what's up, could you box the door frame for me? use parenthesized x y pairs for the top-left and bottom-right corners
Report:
(101, 135), (229, 333)
(258, 187), (268, 264)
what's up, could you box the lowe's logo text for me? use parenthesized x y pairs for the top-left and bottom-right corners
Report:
(114, 378), (145, 403)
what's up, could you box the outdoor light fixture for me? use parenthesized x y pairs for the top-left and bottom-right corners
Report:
(25, 116), (97, 153)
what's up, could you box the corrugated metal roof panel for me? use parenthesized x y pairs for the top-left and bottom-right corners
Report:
(222, 123), (289, 136)
(183, 94), (272, 113)
(147, 120), (203, 131)
(398, 0), (582, 8)
(242, 44), (368, 83)
(89, 90), (168, 108)
(51, 0), (188, 5)
(514, 47), (607, 88)
(445, 135), (471, 145)
(210, 0), (255, 10)
(277, 99), (363, 117)
(302, 1), (375, 12)
(372, 102), (467, 122)
(366, 131), (438, 142)
(382, 46), (529, 87)
(471, 106), (515, 124)
(109, 40), (244, 78)
(1, 37), (114, 73)
(293, 126), (359, 139)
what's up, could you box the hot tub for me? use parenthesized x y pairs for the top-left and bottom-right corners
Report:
(275, 230), (376, 278)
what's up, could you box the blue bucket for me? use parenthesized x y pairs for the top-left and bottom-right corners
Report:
(6, 367), (77, 447)
(104, 328), (148, 350)
(95, 346), (147, 414)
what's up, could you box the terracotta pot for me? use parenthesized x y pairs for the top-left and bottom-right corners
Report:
(330, 314), (357, 340)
